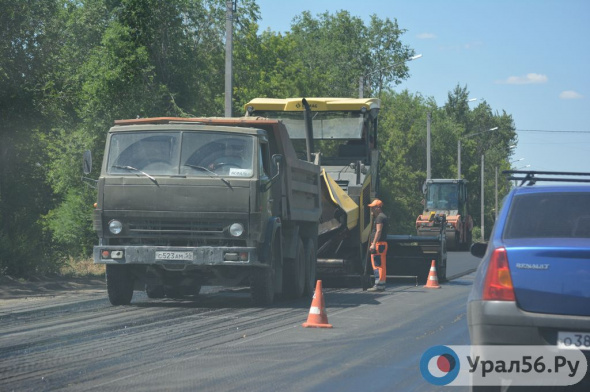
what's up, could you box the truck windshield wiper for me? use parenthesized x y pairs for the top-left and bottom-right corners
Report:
(112, 165), (158, 185)
(184, 164), (233, 190)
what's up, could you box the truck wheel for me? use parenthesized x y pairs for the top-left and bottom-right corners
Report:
(283, 238), (305, 299)
(146, 284), (165, 299)
(303, 238), (317, 297)
(106, 265), (134, 305)
(187, 284), (202, 297)
(251, 268), (274, 306)
(463, 231), (472, 251)
(447, 231), (459, 251)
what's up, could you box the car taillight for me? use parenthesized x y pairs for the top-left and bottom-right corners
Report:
(482, 247), (515, 301)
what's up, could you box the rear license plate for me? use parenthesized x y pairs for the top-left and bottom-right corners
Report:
(155, 251), (193, 261)
(557, 332), (590, 350)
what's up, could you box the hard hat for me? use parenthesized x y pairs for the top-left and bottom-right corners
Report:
(368, 199), (383, 208)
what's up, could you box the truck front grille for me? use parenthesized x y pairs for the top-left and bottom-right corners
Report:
(128, 219), (224, 237)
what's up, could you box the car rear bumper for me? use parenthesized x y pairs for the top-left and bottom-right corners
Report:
(468, 300), (590, 346)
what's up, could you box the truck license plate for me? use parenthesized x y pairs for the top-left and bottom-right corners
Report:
(557, 331), (590, 350)
(155, 251), (193, 261)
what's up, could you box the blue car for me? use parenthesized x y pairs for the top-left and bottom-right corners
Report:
(467, 171), (590, 390)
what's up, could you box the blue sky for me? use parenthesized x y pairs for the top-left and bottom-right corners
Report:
(254, 0), (590, 174)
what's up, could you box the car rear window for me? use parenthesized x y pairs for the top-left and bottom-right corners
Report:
(504, 192), (590, 239)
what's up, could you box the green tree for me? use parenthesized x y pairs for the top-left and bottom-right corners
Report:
(377, 90), (430, 234)
(446, 86), (517, 240)
(0, 0), (64, 275)
(364, 15), (414, 98)
(239, 10), (415, 100)
(41, 0), (262, 266)
(234, 28), (301, 106)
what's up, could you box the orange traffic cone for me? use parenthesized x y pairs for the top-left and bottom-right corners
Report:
(424, 260), (441, 289)
(302, 280), (333, 328)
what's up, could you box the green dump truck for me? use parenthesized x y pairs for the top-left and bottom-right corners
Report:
(85, 117), (321, 306)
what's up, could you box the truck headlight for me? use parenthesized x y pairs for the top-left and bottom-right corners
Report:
(108, 220), (123, 235)
(229, 223), (244, 237)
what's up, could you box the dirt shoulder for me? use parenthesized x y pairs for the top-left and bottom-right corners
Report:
(0, 274), (105, 300)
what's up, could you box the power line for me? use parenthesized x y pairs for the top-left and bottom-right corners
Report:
(517, 129), (590, 133)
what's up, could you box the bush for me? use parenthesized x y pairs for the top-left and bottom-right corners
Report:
(471, 227), (482, 242)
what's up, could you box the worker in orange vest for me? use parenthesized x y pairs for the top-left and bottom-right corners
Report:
(367, 198), (389, 292)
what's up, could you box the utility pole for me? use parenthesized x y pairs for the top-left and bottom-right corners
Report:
(495, 166), (498, 219)
(427, 112), (431, 180)
(480, 154), (485, 242)
(457, 139), (461, 179)
(359, 77), (364, 98)
(224, 0), (235, 117)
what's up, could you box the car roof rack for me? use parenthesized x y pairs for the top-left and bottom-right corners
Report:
(503, 170), (590, 186)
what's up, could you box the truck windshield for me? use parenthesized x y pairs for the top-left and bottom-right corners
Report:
(256, 111), (364, 140)
(107, 131), (255, 177)
(255, 111), (368, 164)
(426, 183), (459, 210)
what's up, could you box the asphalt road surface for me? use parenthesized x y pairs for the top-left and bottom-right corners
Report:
(0, 251), (481, 392)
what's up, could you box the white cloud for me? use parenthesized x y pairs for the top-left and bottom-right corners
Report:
(464, 41), (483, 50)
(438, 41), (483, 52)
(417, 33), (436, 39)
(559, 90), (583, 99)
(496, 73), (548, 85)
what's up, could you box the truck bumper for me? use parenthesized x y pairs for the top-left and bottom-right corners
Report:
(94, 245), (263, 267)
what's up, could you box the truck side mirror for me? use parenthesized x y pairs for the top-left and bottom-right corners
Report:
(260, 154), (283, 192)
(470, 242), (487, 258)
(83, 150), (92, 174)
(271, 154), (283, 177)
(261, 154), (283, 192)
